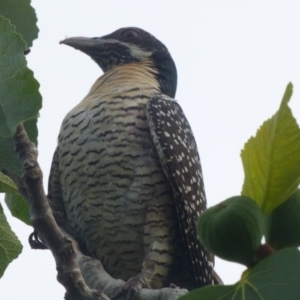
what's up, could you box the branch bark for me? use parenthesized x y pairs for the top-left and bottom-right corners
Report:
(9, 123), (188, 300)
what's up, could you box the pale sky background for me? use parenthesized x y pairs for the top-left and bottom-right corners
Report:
(1, 0), (300, 299)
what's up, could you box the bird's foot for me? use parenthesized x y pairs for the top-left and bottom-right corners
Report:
(112, 274), (152, 300)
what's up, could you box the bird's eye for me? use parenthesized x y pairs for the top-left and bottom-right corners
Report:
(121, 29), (139, 40)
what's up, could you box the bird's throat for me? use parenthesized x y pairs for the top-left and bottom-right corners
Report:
(88, 61), (160, 99)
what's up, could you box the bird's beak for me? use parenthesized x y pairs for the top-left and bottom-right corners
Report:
(60, 37), (105, 51)
(60, 36), (119, 71)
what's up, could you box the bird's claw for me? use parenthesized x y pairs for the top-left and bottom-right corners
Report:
(112, 275), (151, 300)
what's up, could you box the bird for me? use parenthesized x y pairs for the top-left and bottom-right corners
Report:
(47, 27), (216, 297)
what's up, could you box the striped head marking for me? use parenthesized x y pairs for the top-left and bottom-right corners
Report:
(60, 27), (177, 98)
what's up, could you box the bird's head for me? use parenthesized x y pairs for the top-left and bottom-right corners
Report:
(60, 27), (177, 98)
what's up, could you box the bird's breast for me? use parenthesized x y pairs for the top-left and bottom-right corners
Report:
(58, 84), (175, 279)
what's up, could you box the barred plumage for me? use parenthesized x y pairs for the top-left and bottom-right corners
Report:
(48, 27), (215, 296)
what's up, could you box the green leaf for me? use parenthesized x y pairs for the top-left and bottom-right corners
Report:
(0, 171), (18, 193)
(5, 193), (30, 225)
(0, 16), (40, 226)
(0, 16), (42, 138)
(180, 248), (300, 300)
(0, 137), (22, 176)
(0, 118), (39, 177)
(0, 171), (30, 225)
(241, 83), (300, 214)
(0, 0), (38, 48)
(0, 16), (41, 178)
(266, 188), (300, 249)
(0, 202), (22, 278)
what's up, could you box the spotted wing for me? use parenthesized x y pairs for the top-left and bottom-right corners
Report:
(146, 94), (213, 287)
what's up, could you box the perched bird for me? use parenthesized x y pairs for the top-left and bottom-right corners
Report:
(48, 27), (215, 296)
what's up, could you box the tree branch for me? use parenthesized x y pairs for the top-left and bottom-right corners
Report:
(9, 123), (188, 300)
(12, 124), (107, 300)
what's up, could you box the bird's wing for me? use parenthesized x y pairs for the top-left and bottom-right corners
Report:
(47, 147), (76, 238)
(146, 94), (213, 287)
(48, 147), (63, 207)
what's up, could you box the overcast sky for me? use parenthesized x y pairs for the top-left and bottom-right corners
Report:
(1, 0), (300, 299)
